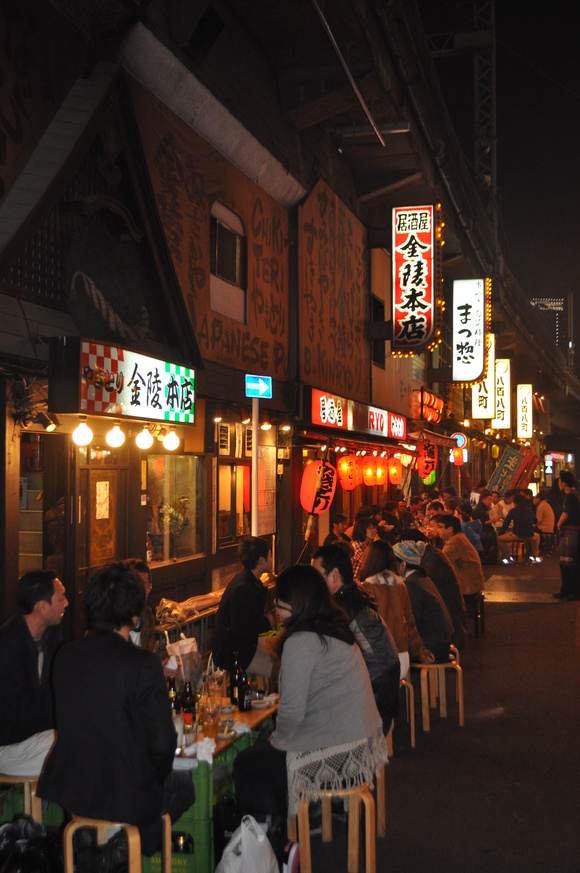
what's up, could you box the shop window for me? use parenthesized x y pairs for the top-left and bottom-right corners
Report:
(147, 454), (205, 562)
(218, 462), (250, 544)
(210, 202), (247, 322)
(371, 294), (386, 367)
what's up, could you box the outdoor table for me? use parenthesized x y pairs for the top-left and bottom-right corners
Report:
(142, 699), (278, 873)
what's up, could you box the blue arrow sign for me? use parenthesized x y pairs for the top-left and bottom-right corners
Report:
(245, 374), (273, 398)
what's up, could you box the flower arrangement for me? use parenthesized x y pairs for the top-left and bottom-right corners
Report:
(159, 496), (190, 536)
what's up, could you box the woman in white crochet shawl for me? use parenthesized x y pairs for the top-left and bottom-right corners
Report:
(233, 563), (387, 836)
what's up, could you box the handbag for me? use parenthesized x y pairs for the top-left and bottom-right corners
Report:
(214, 815), (279, 873)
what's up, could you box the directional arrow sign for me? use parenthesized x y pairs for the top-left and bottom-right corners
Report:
(245, 374), (272, 398)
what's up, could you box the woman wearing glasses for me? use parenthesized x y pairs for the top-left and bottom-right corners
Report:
(233, 563), (387, 865)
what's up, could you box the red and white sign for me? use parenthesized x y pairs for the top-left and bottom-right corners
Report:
(311, 390), (407, 442)
(392, 205), (435, 353)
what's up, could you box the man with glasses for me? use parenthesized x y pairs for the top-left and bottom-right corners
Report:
(0, 569), (68, 776)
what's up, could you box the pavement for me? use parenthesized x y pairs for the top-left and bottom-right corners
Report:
(308, 551), (580, 873)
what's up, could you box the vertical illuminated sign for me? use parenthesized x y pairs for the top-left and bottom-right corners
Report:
(452, 279), (486, 382)
(491, 359), (511, 430)
(517, 384), (533, 439)
(392, 205), (436, 354)
(472, 333), (495, 419)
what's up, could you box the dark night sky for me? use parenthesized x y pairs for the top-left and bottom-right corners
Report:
(416, 1), (580, 350)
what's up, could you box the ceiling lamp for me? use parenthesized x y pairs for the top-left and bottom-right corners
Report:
(106, 423), (125, 448)
(156, 426), (167, 442)
(163, 429), (180, 451)
(72, 415), (93, 447)
(260, 411), (272, 431)
(135, 425), (154, 450)
(213, 405), (223, 424)
(35, 411), (58, 432)
(240, 407), (251, 425)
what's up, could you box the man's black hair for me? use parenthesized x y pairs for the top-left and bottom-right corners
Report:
(312, 543), (354, 586)
(237, 536), (270, 570)
(84, 564), (145, 632)
(16, 569), (58, 615)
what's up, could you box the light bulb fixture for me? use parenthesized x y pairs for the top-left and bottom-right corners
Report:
(260, 411), (272, 431)
(72, 415), (93, 447)
(105, 423), (125, 448)
(156, 426), (167, 442)
(213, 405), (223, 424)
(278, 416), (292, 432)
(135, 425), (154, 450)
(163, 429), (180, 451)
(241, 407), (251, 425)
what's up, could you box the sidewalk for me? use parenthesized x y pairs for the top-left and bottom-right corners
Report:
(309, 551), (580, 872)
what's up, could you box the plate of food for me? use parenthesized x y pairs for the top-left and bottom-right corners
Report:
(218, 726), (236, 740)
(251, 698), (270, 709)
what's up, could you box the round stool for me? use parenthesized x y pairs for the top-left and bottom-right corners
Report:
(411, 655), (464, 732)
(0, 775), (42, 823)
(63, 813), (172, 873)
(288, 783), (376, 873)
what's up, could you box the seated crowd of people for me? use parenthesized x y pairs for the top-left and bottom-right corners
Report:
(0, 476), (564, 870)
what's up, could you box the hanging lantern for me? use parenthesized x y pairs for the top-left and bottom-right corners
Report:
(375, 458), (387, 486)
(300, 461), (337, 514)
(363, 457), (377, 486)
(451, 446), (464, 466)
(417, 441), (438, 479)
(337, 454), (358, 491)
(388, 457), (403, 485)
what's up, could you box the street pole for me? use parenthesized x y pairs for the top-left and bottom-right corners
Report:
(251, 396), (259, 535)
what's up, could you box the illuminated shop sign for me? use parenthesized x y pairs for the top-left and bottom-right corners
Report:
(472, 333), (495, 419)
(311, 389), (406, 441)
(81, 341), (195, 423)
(391, 205), (439, 355)
(517, 384), (533, 439)
(452, 279), (487, 382)
(491, 359), (511, 430)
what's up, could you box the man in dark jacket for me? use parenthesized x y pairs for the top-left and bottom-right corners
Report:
(0, 569), (68, 775)
(213, 536), (277, 678)
(37, 563), (194, 855)
(312, 543), (400, 735)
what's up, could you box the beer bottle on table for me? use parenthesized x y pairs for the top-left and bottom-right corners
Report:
(230, 652), (242, 706)
(238, 670), (252, 712)
(181, 680), (196, 727)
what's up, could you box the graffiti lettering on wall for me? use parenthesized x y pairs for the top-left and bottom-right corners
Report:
(198, 315), (286, 374)
(299, 180), (370, 401)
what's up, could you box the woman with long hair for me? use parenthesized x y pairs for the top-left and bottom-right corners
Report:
(359, 539), (434, 679)
(350, 516), (377, 582)
(233, 563), (387, 862)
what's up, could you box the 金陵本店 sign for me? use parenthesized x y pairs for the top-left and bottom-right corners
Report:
(48, 338), (196, 424)
(452, 279), (486, 382)
(392, 205), (436, 354)
(80, 342), (195, 423)
(517, 384), (533, 439)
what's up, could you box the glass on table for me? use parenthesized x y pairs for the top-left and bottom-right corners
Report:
(202, 703), (220, 739)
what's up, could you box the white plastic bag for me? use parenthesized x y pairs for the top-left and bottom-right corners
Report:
(215, 815), (279, 873)
(164, 632), (202, 685)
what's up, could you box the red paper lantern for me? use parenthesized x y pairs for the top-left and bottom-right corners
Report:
(375, 459), (387, 486)
(337, 454), (358, 491)
(451, 447), (464, 466)
(300, 461), (337, 514)
(363, 457), (377, 486)
(388, 458), (403, 485)
(417, 440), (438, 480)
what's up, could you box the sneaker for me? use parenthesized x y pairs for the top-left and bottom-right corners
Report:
(282, 840), (300, 873)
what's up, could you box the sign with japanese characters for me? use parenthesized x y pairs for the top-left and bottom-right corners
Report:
(392, 206), (436, 353)
(310, 389), (407, 441)
(491, 359), (511, 430)
(471, 333), (495, 419)
(487, 446), (527, 496)
(452, 279), (485, 382)
(516, 383), (533, 439)
(81, 341), (195, 423)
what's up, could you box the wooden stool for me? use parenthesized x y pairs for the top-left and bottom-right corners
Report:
(411, 655), (464, 732)
(510, 538), (532, 564)
(464, 591), (485, 638)
(288, 783), (376, 873)
(540, 532), (556, 555)
(63, 813), (172, 873)
(0, 775), (42, 823)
